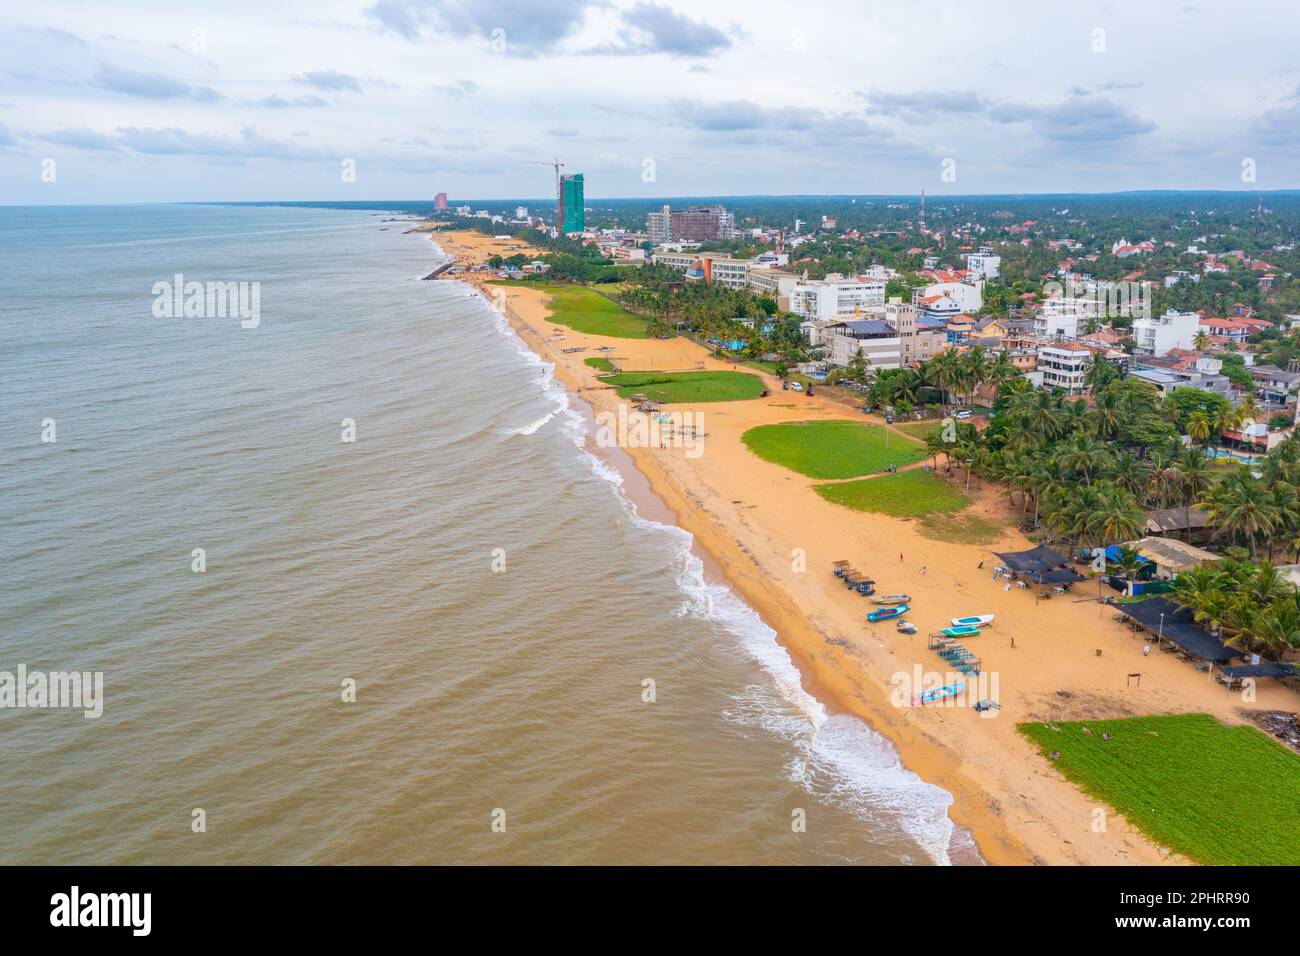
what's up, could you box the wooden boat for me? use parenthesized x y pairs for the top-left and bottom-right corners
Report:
(950, 614), (994, 628)
(941, 625), (982, 638)
(867, 604), (908, 623)
(915, 681), (965, 706)
(870, 594), (910, 606)
(895, 621), (918, 635)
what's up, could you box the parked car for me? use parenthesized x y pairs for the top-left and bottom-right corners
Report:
(790, 382), (804, 392)
(954, 409), (973, 420)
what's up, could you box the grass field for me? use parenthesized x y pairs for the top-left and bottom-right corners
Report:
(600, 370), (765, 403)
(741, 420), (926, 479)
(584, 356), (615, 372)
(918, 512), (1005, 544)
(1020, 714), (1300, 865)
(814, 469), (968, 516)
(490, 282), (650, 338)
(895, 421), (944, 441)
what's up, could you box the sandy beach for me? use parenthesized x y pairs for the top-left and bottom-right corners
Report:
(432, 230), (1300, 866)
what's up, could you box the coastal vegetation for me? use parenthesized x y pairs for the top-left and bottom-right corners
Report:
(741, 420), (926, 478)
(584, 356), (615, 372)
(814, 469), (969, 518)
(600, 370), (765, 403)
(1166, 552), (1300, 655)
(1020, 714), (1300, 866)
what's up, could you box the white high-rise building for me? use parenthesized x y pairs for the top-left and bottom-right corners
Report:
(647, 205), (672, 243)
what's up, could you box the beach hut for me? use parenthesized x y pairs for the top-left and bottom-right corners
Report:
(1124, 537), (1222, 582)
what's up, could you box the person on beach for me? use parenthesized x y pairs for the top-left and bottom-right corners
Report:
(1142, 644), (1151, 657)
(899, 552), (904, 562)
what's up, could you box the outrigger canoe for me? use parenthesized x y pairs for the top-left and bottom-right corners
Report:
(870, 594), (910, 606)
(950, 614), (994, 628)
(940, 625), (982, 638)
(867, 604), (909, 623)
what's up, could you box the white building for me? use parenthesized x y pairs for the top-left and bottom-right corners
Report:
(746, 266), (798, 300)
(916, 278), (983, 313)
(651, 251), (700, 271)
(703, 257), (749, 290)
(1132, 308), (1200, 356)
(787, 275), (886, 321)
(647, 205), (672, 243)
(1035, 296), (1103, 340)
(1037, 344), (1091, 394)
(963, 246), (1001, 279)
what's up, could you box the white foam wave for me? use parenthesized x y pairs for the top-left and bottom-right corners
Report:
(467, 280), (967, 865)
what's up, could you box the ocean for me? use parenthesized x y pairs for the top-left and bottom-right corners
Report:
(0, 204), (977, 864)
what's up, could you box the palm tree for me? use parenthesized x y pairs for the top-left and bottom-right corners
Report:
(1187, 410), (1212, 447)
(1174, 447), (1213, 541)
(927, 350), (960, 414)
(1106, 450), (1150, 498)
(1169, 565), (1231, 635)
(1088, 483), (1146, 545)
(1205, 470), (1280, 557)
(962, 346), (993, 407)
(1192, 328), (1211, 351)
(1214, 404), (1245, 455)
(1244, 598), (1300, 654)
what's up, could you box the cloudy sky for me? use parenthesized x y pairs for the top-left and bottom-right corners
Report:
(3, 0), (1300, 203)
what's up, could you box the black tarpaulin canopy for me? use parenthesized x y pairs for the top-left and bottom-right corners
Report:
(1217, 663), (1299, 680)
(994, 545), (1070, 575)
(1037, 567), (1086, 585)
(1114, 597), (1246, 663)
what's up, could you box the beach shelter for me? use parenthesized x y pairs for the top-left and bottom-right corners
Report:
(1113, 597), (1246, 663)
(1215, 662), (1300, 688)
(993, 545), (1070, 576)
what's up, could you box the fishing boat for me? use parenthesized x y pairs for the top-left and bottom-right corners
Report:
(950, 614), (994, 628)
(895, 621), (918, 635)
(867, 603), (909, 623)
(915, 681), (965, 706)
(940, 625), (982, 638)
(870, 594), (910, 606)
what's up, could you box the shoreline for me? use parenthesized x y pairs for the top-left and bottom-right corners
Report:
(425, 229), (1298, 867)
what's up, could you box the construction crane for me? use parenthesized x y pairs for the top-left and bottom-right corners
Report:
(528, 158), (565, 227)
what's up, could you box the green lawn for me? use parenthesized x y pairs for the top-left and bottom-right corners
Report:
(584, 356), (615, 372)
(601, 370), (765, 403)
(742, 420), (926, 479)
(1020, 714), (1300, 865)
(814, 469), (968, 517)
(489, 282), (650, 338)
(895, 421), (943, 441)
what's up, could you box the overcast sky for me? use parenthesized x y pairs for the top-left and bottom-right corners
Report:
(3, 0), (1300, 203)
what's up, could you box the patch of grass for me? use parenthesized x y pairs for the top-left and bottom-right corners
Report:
(918, 512), (1004, 544)
(742, 420), (926, 479)
(489, 282), (650, 338)
(584, 356), (615, 372)
(895, 421), (943, 441)
(814, 470), (968, 517)
(601, 370), (765, 403)
(1019, 714), (1300, 865)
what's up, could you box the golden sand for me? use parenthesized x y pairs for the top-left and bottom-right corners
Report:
(436, 233), (1300, 865)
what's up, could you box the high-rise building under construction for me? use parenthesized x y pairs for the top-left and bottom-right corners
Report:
(558, 173), (585, 234)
